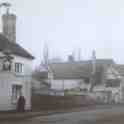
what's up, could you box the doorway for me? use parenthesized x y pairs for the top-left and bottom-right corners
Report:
(11, 84), (22, 104)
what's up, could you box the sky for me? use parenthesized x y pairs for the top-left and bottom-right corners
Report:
(0, 0), (124, 66)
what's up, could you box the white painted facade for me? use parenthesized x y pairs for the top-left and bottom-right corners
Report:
(92, 66), (124, 103)
(50, 65), (124, 103)
(51, 79), (90, 90)
(0, 53), (33, 111)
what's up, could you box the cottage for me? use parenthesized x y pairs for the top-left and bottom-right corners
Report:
(48, 53), (124, 103)
(0, 6), (34, 110)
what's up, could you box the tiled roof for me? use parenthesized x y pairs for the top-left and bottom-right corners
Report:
(0, 34), (34, 59)
(49, 59), (114, 79)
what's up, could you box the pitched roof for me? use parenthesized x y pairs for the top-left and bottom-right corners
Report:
(0, 34), (34, 59)
(49, 59), (114, 79)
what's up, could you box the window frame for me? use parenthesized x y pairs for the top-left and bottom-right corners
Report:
(15, 62), (23, 73)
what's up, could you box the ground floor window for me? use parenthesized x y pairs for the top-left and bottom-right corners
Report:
(105, 79), (121, 87)
(11, 85), (22, 104)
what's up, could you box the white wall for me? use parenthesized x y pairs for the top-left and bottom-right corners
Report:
(0, 54), (33, 111)
(13, 55), (33, 110)
(51, 79), (89, 90)
(93, 83), (122, 103)
(0, 72), (19, 110)
(0, 73), (12, 110)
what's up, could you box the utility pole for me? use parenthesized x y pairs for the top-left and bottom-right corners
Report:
(89, 50), (96, 92)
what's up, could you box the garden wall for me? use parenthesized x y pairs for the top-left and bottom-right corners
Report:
(31, 94), (95, 111)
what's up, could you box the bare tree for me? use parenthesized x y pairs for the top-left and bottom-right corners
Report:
(78, 48), (82, 61)
(43, 42), (49, 66)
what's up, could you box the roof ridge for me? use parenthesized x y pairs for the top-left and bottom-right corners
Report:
(49, 59), (114, 65)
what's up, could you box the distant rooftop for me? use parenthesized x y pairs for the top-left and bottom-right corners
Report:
(49, 59), (115, 79)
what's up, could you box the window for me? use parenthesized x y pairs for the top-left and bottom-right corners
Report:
(11, 85), (22, 103)
(105, 79), (120, 87)
(15, 63), (23, 73)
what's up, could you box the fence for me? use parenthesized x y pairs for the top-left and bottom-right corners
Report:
(31, 94), (95, 111)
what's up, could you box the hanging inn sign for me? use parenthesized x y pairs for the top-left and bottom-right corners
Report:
(0, 49), (14, 71)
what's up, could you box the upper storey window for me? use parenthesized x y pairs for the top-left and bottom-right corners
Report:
(15, 63), (23, 73)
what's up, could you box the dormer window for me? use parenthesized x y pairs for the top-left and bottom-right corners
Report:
(15, 63), (23, 73)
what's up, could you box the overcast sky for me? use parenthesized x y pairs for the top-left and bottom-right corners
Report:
(0, 0), (124, 66)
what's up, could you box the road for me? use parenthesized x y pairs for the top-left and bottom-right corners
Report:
(2, 105), (124, 124)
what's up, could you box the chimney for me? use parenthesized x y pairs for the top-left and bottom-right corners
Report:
(2, 9), (16, 43)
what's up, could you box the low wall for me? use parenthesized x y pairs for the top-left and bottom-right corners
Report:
(31, 94), (95, 111)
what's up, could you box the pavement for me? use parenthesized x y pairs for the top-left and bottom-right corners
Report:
(0, 106), (96, 121)
(1, 104), (124, 123)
